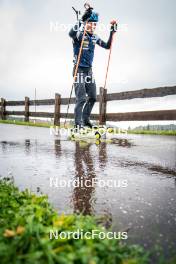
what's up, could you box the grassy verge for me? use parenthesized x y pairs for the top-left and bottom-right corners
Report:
(128, 130), (176, 136)
(0, 179), (150, 264)
(0, 119), (73, 129)
(1, 120), (176, 136)
(0, 119), (51, 128)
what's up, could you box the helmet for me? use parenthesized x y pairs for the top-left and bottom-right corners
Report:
(89, 11), (99, 22)
(82, 8), (99, 23)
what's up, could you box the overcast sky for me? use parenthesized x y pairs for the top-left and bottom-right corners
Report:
(0, 0), (176, 127)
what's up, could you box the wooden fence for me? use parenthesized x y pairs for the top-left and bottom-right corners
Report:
(0, 86), (176, 125)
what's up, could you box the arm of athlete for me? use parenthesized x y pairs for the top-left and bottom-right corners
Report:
(96, 20), (117, 49)
(69, 21), (85, 41)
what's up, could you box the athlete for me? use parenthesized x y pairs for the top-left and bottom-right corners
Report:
(69, 7), (117, 128)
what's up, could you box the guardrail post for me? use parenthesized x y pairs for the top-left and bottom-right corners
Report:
(24, 96), (29, 122)
(99, 87), (107, 125)
(54, 93), (61, 126)
(0, 98), (6, 120)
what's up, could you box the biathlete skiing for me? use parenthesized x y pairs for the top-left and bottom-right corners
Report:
(68, 3), (117, 129)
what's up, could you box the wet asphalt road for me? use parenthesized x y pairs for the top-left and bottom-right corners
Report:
(0, 124), (176, 262)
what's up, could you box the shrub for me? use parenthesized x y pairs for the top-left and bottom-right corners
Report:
(0, 179), (149, 264)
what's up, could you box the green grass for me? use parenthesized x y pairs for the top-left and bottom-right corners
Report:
(0, 119), (51, 128)
(128, 130), (176, 136)
(1, 120), (176, 136)
(0, 119), (73, 129)
(0, 178), (150, 264)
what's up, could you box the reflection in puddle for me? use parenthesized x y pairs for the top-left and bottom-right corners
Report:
(148, 165), (176, 176)
(1, 141), (20, 147)
(118, 159), (176, 177)
(112, 138), (134, 148)
(73, 142), (96, 215)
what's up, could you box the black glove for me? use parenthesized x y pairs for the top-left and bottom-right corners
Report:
(82, 7), (93, 22)
(110, 21), (118, 32)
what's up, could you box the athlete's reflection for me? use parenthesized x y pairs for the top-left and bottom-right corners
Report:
(72, 141), (97, 215)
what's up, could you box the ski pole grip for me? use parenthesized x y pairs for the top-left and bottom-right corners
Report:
(84, 2), (91, 10)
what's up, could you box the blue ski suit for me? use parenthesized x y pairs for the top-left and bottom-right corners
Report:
(69, 22), (113, 126)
